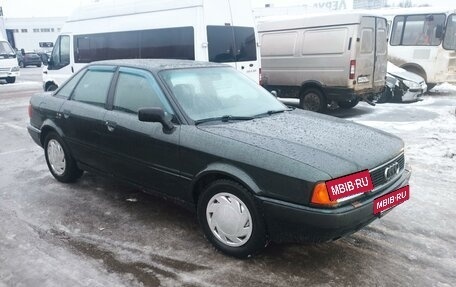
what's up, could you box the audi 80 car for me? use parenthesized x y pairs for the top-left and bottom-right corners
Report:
(27, 59), (411, 258)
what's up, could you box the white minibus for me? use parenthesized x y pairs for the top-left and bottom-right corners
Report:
(43, 0), (261, 91)
(381, 7), (456, 89)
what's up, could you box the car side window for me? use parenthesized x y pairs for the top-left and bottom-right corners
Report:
(113, 67), (172, 114)
(55, 69), (86, 99)
(72, 68), (114, 107)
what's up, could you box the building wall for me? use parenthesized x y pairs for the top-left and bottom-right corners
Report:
(4, 17), (66, 52)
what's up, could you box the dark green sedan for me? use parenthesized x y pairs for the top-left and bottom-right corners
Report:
(27, 59), (411, 258)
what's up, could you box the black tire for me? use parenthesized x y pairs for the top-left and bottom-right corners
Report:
(19, 61), (24, 68)
(338, 98), (359, 109)
(6, 77), (16, 84)
(44, 132), (83, 183)
(46, 84), (58, 92)
(197, 179), (267, 258)
(299, 88), (327, 112)
(37, 63), (42, 67)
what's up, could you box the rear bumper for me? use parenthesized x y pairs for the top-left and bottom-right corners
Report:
(257, 168), (411, 243)
(27, 124), (42, 147)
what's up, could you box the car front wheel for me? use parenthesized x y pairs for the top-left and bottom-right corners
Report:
(44, 132), (83, 183)
(197, 179), (267, 258)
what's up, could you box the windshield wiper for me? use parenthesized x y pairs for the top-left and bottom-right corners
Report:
(253, 108), (291, 118)
(195, 115), (254, 125)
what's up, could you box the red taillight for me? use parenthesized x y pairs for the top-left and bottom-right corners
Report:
(28, 104), (32, 118)
(349, 60), (356, 80)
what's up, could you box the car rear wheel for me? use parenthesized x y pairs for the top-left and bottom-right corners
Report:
(338, 98), (359, 109)
(197, 179), (267, 258)
(44, 132), (83, 183)
(299, 88), (327, 112)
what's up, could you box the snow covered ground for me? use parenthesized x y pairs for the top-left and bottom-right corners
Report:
(0, 82), (455, 286)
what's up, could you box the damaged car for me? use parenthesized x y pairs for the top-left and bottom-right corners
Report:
(378, 62), (427, 103)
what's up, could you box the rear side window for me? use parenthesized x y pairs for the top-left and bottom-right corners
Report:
(207, 26), (257, 62)
(72, 69), (114, 106)
(74, 27), (194, 63)
(55, 69), (86, 99)
(361, 28), (374, 53)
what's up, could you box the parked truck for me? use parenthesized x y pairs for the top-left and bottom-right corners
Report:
(258, 12), (388, 112)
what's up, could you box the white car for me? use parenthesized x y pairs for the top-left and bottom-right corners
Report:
(378, 62), (427, 103)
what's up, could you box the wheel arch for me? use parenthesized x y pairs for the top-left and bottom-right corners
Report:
(40, 120), (65, 146)
(191, 163), (261, 204)
(299, 80), (325, 95)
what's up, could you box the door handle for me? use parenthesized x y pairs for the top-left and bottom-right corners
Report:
(105, 120), (117, 132)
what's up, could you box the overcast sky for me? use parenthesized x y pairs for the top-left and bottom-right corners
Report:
(0, 0), (454, 18)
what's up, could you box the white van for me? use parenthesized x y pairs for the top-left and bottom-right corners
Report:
(43, 0), (261, 91)
(258, 13), (388, 112)
(0, 37), (20, 84)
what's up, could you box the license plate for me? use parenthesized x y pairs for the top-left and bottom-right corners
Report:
(373, 185), (409, 215)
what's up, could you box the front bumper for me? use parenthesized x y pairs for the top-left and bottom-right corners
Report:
(0, 70), (20, 79)
(257, 168), (411, 243)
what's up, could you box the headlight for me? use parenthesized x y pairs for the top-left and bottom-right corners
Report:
(402, 79), (420, 88)
(11, 66), (20, 72)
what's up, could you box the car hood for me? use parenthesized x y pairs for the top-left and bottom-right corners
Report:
(198, 110), (404, 178)
(387, 62), (424, 83)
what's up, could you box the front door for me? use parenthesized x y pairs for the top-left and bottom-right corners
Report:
(100, 67), (181, 194)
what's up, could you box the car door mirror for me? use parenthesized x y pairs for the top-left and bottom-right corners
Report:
(138, 107), (174, 132)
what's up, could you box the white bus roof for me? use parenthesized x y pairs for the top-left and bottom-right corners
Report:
(360, 7), (456, 18)
(258, 12), (385, 32)
(67, 0), (204, 22)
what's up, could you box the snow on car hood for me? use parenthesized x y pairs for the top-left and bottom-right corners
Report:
(198, 109), (404, 178)
(387, 62), (424, 83)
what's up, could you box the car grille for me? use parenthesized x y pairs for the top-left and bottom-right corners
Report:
(370, 153), (405, 188)
(0, 67), (11, 72)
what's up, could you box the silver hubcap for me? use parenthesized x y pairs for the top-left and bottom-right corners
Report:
(206, 192), (253, 247)
(47, 139), (66, 175)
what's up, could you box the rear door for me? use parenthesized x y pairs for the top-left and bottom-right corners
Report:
(204, 0), (259, 83)
(59, 65), (115, 170)
(356, 16), (376, 91)
(374, 17), (388, 90)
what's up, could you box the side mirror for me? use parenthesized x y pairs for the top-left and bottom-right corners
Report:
(138, 107), (174, 132)
(435, 25), (444, 39)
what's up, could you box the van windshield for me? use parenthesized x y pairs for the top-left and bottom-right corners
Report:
(444, 14), (456, 50)
(0, 41), (15, 56)
(207, 26), (257, 62)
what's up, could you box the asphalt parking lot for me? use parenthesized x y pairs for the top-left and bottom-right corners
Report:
(1, 68), (455, 287)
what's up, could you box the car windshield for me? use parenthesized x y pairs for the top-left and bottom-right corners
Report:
(160, 67), (286, 122)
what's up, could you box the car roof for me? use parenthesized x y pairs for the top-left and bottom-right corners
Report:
(89, 59), (228, 72)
